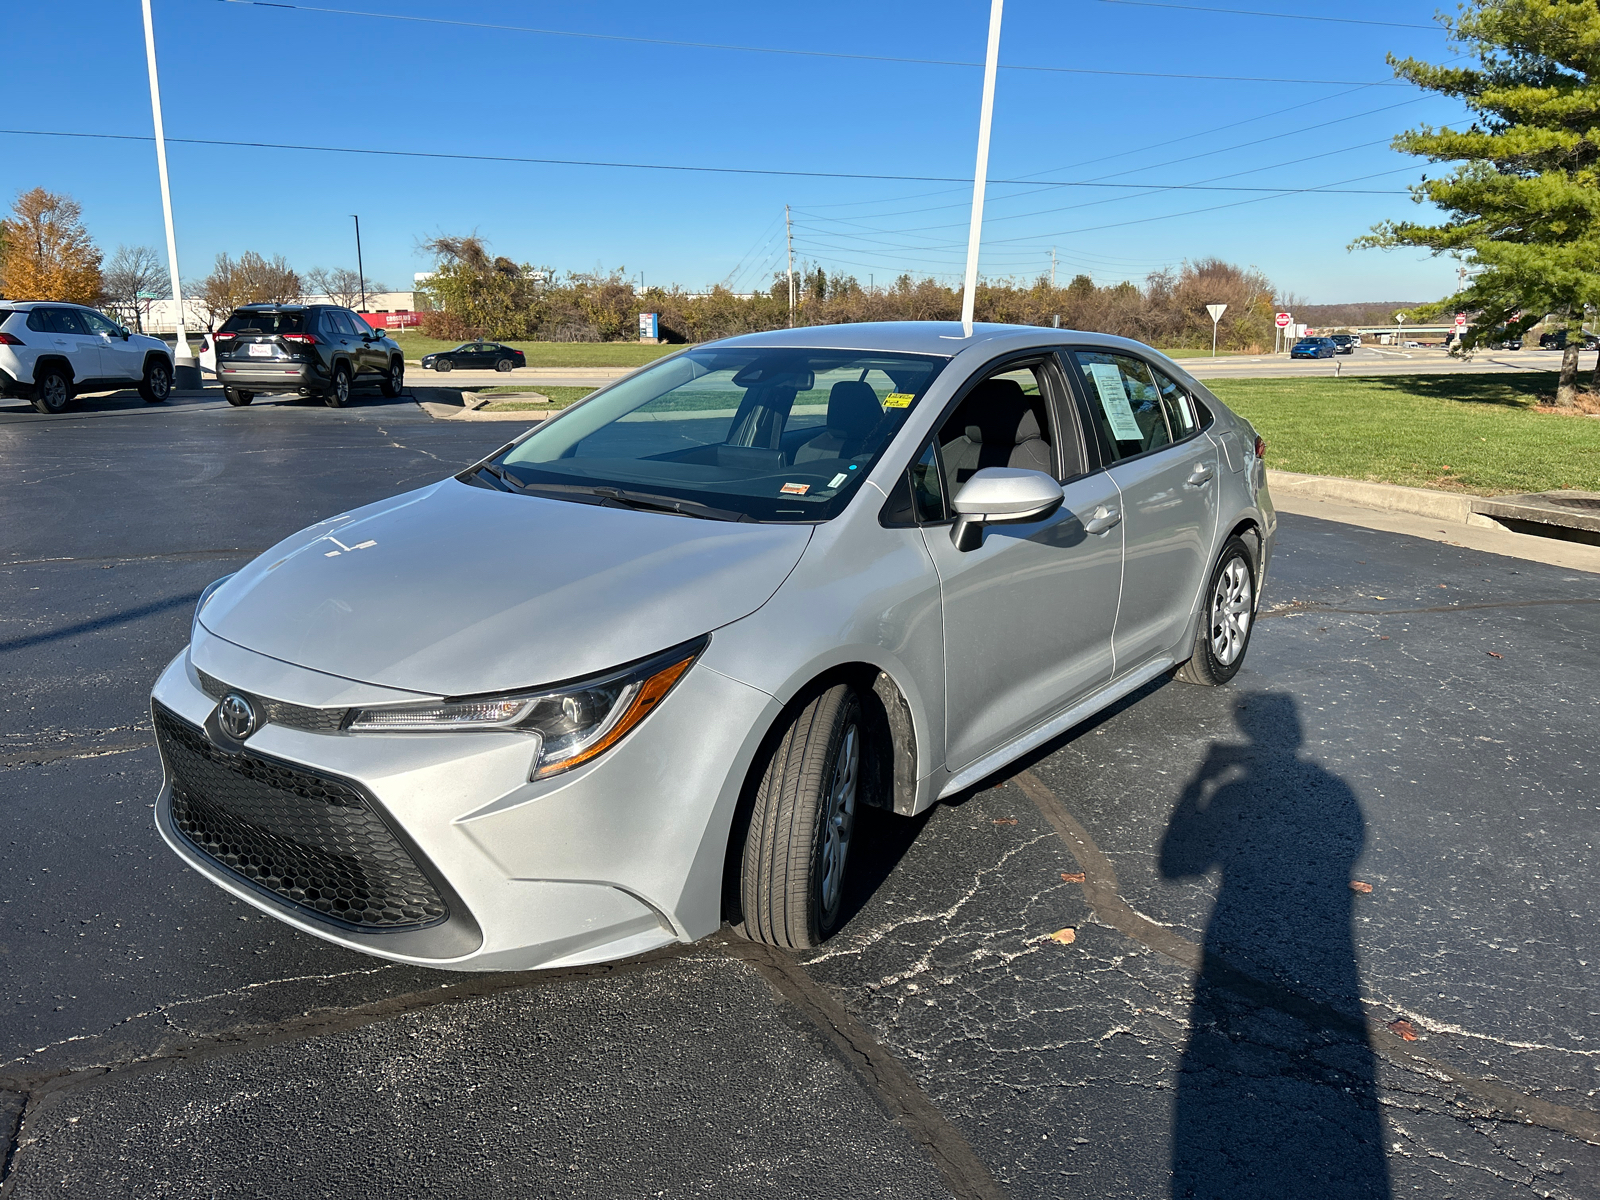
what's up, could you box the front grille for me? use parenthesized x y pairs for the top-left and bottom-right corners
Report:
(195, 667), (349, 733)
(155, 705), (447, 930)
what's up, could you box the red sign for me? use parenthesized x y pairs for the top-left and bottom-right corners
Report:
(1454, 313), (1467, 327)
(1275, 312), (1292, 328)
(355, 311), (422, 329)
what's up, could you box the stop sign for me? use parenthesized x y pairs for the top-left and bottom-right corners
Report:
(1275, 313), (1292, 328)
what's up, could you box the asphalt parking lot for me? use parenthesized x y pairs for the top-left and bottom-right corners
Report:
(2, 385), (1598, 1198)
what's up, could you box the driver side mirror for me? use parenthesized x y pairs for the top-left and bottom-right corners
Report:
(949, 467), (1064, 551)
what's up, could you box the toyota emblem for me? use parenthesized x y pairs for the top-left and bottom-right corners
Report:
(218, 692), (257, 740)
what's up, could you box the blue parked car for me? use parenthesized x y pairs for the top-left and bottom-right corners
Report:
(1291, 337), (1337, 359)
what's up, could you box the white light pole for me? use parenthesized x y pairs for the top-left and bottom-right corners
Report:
(959, 0), (1004, 339)
(141, 0), (198, 388)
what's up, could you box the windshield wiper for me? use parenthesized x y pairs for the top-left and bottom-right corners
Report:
(469, 462), (528, 492)
(588, 486), (750, 522)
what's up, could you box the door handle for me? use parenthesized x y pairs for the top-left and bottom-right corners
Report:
(1084, 506), (1122, 535)
(1187, 464), (1215, 486)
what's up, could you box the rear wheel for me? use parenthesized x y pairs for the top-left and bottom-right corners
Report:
(139, 358), (171, 403)
(324, 363), (351, 408)
(495, 358), (514, 372)
(32, 368), (71, 414)
(1175, 536), (1256, 686)
(380, 359), (404, 397)
(223, 388), (253, 406)
(738, 684), (863, 949)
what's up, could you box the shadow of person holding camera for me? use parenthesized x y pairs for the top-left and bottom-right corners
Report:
(1159, 693), (1390, 1200)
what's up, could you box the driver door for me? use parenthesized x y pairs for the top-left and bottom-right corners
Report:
(917, 357), (1124, 773)
(82, 309), (143, 383)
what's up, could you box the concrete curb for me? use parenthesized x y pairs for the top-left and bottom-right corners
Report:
(1266, 470), (1478, 524)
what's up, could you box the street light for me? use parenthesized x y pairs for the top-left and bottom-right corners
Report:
(140, 0), (200, 389)
(351, 215), (367, 312)
(958, 0), (1005, 339)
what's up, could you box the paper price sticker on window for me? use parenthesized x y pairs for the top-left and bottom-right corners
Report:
(882, 393), (915, 408)
(779, 482), (810, 495)
(1086, 363), (1145, 442)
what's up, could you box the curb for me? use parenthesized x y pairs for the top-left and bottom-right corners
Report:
(1266, 470), (1479, 524)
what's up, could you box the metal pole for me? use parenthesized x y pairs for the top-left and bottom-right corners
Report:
(351, 214), (366, 311)
(785, 205), (795, 327)
(959, 0), (1005, 339)
(1050, 246), (1056, 289)
(141, 0), (199, 388)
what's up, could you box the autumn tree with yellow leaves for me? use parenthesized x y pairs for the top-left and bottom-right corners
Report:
(0, 188), (103, 304)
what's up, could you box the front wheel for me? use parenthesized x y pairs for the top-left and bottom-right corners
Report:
(738, 684), (863, 949)
(140, 358), (171, 403)
(32, 368), (71, 414)
(435, 359), (454, 373)
(1175, 537), (1256, 686)
(380, 359), (404, 397)
(324, 363), (351, 408)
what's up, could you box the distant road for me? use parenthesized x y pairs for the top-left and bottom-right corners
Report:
(1181, 345), (1587, 380)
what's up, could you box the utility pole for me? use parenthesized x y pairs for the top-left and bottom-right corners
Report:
(1050, 247), (1056, 289)
(785, 205), (795, 327)
(140, 0), (198, 388)
(351, 214), (367, 311)
(959, 0), (1005, 338)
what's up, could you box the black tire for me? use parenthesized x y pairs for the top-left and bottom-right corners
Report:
(223, 388), (253, 407)
(435, 359), (454, 373)
(739, 684), (864, 949)
(139, 357), (172, 403)
(380, 359), (404, 397)
(32, 368), (71, 414)
(495, 358), (514, 372)
(325, 363), (351, 408)
(1174, 536), (1257, 686)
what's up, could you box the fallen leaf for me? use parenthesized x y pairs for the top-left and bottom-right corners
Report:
(1486, 651), (1503, 659)
(1374, 595), (1387, 600)
(1048, 927), (1077, 945)
(993, 817), (1018, 825)
(1379, 636), (1390, 641)
(1060, 872), (1086, 884)
(1350, 881), (1373, 893)
(1388, 1018), (1418, 1042)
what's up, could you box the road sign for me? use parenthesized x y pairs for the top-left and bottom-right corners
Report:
(1275, 313), (1292, 328)
(1455, 313), (1467, 328)
(1205, 303), (1227, 357)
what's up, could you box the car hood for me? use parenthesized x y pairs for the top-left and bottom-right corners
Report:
(200, 478), (813, 695)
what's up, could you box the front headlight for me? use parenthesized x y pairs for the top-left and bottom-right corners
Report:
(193, 574), (235, 639)
(346, 636), (707, 779)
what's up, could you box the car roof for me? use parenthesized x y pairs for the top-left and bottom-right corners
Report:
(235, 304), (310, 311)
(0, 300), (95, 310)
(702, 320), (1175, 358)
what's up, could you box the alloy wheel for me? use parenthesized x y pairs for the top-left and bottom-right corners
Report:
(40, 375), (68, 412)
(1209, 556), (1253, 666)
(817, 722), (859, 923)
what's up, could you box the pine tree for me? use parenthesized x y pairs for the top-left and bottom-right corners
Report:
(1359, 0), (1600, 405)
(0, 188), (103, 304)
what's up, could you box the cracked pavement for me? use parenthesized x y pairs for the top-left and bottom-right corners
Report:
(2, 387), (1597, 1197)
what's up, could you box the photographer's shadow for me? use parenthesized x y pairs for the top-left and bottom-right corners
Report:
(1159, 694), (1390, 1200)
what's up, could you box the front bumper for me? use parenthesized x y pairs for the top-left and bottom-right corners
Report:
(150, 630), (779, 970)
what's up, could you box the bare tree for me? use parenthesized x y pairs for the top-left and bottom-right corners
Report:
(195, 251), (302, 328)
(306, 266), (388, 309)
(102, 245), (167, 331)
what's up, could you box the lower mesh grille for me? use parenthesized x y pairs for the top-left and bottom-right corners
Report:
(155, 704), (447, 930)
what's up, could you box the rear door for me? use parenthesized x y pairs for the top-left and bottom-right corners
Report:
(1064, 349), (1218, 670)
(39, 307), (103, 381)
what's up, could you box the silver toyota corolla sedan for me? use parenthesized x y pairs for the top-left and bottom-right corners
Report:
(150, 322), (1274, 970)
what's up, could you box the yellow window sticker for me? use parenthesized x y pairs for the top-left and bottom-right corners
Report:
(779, 482), (810, 495)
(882, 393), (915, 408)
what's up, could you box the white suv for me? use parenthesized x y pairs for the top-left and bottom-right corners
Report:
(0, 301), (174, 413)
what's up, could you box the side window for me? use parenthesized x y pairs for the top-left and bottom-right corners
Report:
(936, 363), (1055, 487)
(51, 309), (90, 336)
(1151, 367), (1198, 438)
(345, 310), (372, 334)
(26, 309), (51, 333)
(323, 310), (354, 336)
(909, 440), (946, 522)
(81, 310), (122, 336)
(1069, 350), (1172, 461)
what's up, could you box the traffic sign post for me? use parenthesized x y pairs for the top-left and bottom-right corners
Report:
(1206, 303), (1227, 358)
(1275, 312), (1291, 354)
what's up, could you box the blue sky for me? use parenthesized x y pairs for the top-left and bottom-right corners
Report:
(4, 0), (1469, 303)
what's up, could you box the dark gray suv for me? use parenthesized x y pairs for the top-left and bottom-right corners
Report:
(213, 305), (403, 407)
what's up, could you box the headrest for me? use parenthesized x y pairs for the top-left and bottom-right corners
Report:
(1014, 408), (1042, 445)
(827, 381), (883, 438)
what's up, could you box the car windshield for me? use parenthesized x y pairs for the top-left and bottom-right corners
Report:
(492, 346), (949, 522)
(222, 311), (305, 335)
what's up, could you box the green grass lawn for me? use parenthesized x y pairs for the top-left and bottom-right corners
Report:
(394, 333), (689, 367)
(1158, 348), (1248, 359)
(480, 386), (596, 411)
(1205, 372), (1600, 495)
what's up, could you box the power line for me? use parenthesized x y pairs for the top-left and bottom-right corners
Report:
(1094, 0), (1441, 30)
(0, 126), (1410, 192)
(212, 0), (1413, 87)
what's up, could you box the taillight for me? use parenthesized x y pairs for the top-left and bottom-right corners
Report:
(214, 332), (236, 341)
(282, 333), (318, 345)
(1254, 435), (1266, 460)
(0, 332), (24, 346)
